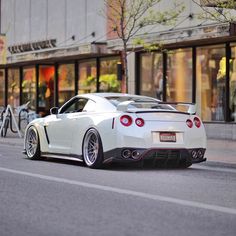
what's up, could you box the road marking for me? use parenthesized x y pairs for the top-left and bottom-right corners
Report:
(0, 166), (236, 215)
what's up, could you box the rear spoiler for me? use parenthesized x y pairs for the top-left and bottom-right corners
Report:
(159, 102), (196, 115)
(117, 101), (196, 115)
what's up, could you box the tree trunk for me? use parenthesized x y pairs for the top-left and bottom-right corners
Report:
(121, 41), (128, 93)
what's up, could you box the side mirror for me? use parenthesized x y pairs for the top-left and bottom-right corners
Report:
(50, 107), (59, 115)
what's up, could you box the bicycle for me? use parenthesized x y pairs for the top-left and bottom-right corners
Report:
(0, 102), (39, 138)
(0, 108), (12, 137)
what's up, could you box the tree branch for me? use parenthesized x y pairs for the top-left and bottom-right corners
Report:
(192, 0), (236, 23)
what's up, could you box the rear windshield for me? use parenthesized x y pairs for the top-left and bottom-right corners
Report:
(105, 96), (175, 110)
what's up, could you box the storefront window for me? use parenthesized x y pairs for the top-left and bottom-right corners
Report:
(22, 67), (36, 110)
(0, 69), (5, 106)
(100, 57), (121, 92)
(140, 53), (163, 99)
(167, 48), (192, 102)
(230, 44), (236, 122)
(58, 64), (75, 107)
(78, 60), (97, 94)
(196, 45), (225, 121)
(39, 65), (55, 116)
(7, 68), (20, 108)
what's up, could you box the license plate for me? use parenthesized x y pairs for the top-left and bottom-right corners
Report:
(160, 132), (176, 142)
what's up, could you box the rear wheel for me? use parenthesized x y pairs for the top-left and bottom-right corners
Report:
(82, 128), (104, 169)
(178, 160), (192, 169)
(25, 126), (41, 160)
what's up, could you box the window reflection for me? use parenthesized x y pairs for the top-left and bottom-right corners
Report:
(0, 70), (5, 106)
(167, 49), (192, 102)
(78, 57), (121, 94)
(140, 53), (163, 99)
(196, 45), (225, 121)
(8, 68), (20, 108)
(58, 64), (75, 107)
(100, 57), (121, 92)
(78, 60), (97, 94)
(60, 98), (88, 113)
(39, 65), (55, 116)
(230, 44), (236, 122)
(22, 67), (36, 110)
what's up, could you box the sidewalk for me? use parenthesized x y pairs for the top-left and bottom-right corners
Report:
(205, 139), (236, 165)
(0, 133), (235, 165)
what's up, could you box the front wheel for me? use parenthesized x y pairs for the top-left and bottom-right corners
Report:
(25, 126), (41, 160)
(82, 128), (104, 169)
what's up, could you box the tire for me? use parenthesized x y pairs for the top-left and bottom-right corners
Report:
(25, 126), (41, 160)
(178, 160), (192, 169)
(82, 128), (104, 169)
(1, 118), (9, 137)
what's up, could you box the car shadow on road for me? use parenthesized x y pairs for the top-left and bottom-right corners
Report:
(103, 160), (193, 171)
(23, 156), (85, 167)
(23, 156), (201, 172)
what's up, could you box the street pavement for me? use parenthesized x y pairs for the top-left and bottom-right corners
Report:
(0, 142), (236, 236)
(0, 132), (235, 166)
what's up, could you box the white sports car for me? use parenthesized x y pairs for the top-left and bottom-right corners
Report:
(24, 93), (207, 168)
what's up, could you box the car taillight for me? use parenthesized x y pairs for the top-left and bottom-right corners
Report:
(194, 117), (201, 128)
(186, 119), (193, 128)
(135, 118), (145, 127)
(120, 115), (132, 126)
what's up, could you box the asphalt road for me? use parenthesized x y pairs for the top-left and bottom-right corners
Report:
(0, 143), (236, 236)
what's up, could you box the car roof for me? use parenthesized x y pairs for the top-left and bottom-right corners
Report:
(71, 93), (160, 112)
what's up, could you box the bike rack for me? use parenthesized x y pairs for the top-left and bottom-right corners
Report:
(0, 105), (22, 138)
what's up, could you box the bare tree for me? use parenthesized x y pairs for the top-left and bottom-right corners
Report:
(192, 0), (236, 23)
(103, 0), (184, 92)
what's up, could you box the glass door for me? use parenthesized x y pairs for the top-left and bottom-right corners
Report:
(0, 69), (5, 106)
(38, 65), (55, 116)
(8, 68), (20, 108)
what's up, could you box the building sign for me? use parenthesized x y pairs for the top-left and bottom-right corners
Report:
(0, 34), (7, 65)
(7, 42), (108, 64)
(8, 39), (57, 54)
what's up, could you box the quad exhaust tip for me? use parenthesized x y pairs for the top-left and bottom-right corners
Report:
(131, 150), (141, 160)
(122, 149), (132, 159)
(191, 149), (204, 159)
(122, 149), (141, 160)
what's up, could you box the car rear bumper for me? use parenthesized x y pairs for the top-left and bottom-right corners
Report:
(103, 147), (206, 166)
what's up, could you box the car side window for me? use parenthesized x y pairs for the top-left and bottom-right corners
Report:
(83, 100), (96, 112)
(60, 98), (88, 113)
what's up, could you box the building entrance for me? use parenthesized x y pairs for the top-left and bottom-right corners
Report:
(39, 65), (55, 117)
